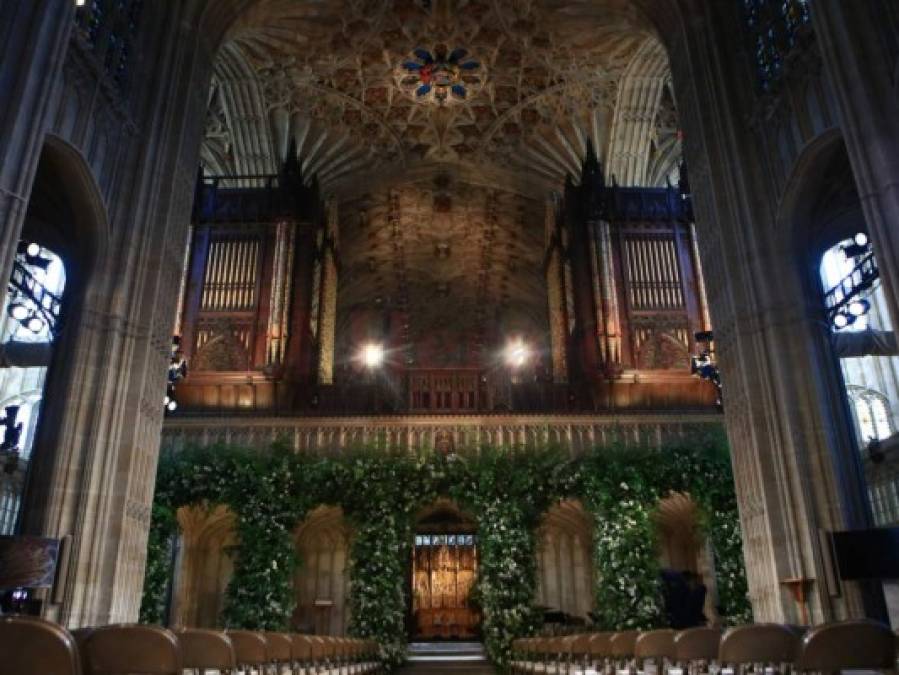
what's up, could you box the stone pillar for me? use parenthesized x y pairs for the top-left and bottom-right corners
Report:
(318, 200), (339, 384)
(0, 2), (74, 285)
(545, 201), (568, 383)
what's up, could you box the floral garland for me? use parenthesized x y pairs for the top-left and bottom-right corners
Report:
(140, 430), (750, 672)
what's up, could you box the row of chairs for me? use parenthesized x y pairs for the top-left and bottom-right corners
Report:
(1, 615), (383, 675)
(511, 621), (898, 674)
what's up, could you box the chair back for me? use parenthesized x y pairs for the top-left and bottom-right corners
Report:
(291, 634), (313, 662)
(610, 630), (639, 658)
(674, 627), (721, 662)
(568, 633), (593, 658)
(80, 624), (180, 675)
(796, 620), (896, 671)
(635, 629), (677, 660)
(590, 632), (613, 657)
(719, 624), (799, 666)
(178, 629), (236, 672)
(0, 615), (82, 675)
(226, 630), (267, 668)
(263, 632), (293, 664)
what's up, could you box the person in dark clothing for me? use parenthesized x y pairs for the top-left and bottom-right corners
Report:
(682, 570), (708, 627)
(660, 568), (690, 628)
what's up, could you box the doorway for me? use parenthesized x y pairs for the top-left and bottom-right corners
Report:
(411, 501), (479, 640)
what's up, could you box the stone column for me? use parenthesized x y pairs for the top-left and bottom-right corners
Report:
(0, 2), (74, 285)
(318, 200), (339, 384)
(545, 201), (569, 383)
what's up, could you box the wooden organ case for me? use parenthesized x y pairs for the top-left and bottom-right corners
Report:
(176, 152), (328, 411)
(547, 145), (716, 409)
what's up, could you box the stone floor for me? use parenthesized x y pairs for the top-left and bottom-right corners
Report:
(397, 642), (497, 674)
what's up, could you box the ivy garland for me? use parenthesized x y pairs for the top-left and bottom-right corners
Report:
(140, 428), (750, 672)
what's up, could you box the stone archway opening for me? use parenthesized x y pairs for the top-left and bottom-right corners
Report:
(411, 499), (480, 641)
(653, 491), (718, 626)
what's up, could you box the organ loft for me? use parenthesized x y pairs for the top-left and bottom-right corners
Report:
(174, 146), (714, 417)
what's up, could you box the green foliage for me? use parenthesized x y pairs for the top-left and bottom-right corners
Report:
(140, 429), (750, 672)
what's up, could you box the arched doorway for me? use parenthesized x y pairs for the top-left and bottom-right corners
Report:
(654, 492), (718, 626)
(411, 499), (479, 641)
(293, 506), (351, 636)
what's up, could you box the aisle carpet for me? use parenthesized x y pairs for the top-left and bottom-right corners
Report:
(397, 642), (497, 674)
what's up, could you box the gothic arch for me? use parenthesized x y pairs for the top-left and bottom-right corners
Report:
(535, 499), (593, 621)
(293, 505), (352, 635)
(171, 504), (237, 628)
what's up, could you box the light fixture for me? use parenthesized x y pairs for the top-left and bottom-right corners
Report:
(166, 400), (178, 412)
(848, 299), (870, 317)
(854, 232), (869, 247)
(504, 339), (530, 369)
(8, 303), (29, 321)
(833, 312), (851, 329)
(26, 315), (44, 333)
(75, 0), (86, 6)
(26, 243), (40, 257)
(361, 343), (385, 368)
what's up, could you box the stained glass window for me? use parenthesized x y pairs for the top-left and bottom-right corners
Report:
(743, 0), (811, 91)
(74, 0), (143, 92)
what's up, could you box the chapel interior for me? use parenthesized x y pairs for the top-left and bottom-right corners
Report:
(2, 1), (899, 673)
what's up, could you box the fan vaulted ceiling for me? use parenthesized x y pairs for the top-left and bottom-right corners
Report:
(202, 0), (682, 369)
(201, 0), (681, 193)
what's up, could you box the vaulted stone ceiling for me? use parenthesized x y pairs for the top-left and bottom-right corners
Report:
(201, 0), (682, 369)
(201, 0), (681, 192)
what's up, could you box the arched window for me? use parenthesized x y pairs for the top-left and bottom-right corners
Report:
(849, 386), (894, 444)
(0, 242), (66, 534)
(75, 0), (144, 90)
(819, 234), (899, 454)
(742, 0), (812, 91)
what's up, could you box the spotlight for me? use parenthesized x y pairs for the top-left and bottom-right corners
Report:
(166, 400), (178, 412)
(25, 243), (40, 257)
(854, 232), (869, 247)
(26, 316), (44, 333)
(361, 343), (384, 368)
(504, 340), (530, 368)
(8, 303), (29, 321)
(833, 312), (852, 329)
(848, 299), (870, 317)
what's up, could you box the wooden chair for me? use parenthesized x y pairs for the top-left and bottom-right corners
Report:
(0, 614), (82, 675)
(588, 632), (613, 672)
(566, 633), (594, 673)
(263, 631), (293, 674)
(178, 628), (236, 675)
(226, 630), (268, 674)
(796, 620), (897, 673)
(635, 630), (677, 675)
(674, 627), (721, 675)
(719, 624), (800, 673)
(610, 630), (639, 672)
(290, 634), (313, 675)
(79, 624), (181, 675)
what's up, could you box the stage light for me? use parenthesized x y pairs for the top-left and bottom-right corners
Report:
(848, 299), (870, 316)
(26, 243), (40, 257)
(505, 339), (530, 368)
(26, 316), (44, 333)
(8, 303), (29, 321)
(833, 312), (850, 329)
(854, 232), (869, 247)
(361, 343), (385, 368)
(166, 399), (178, 412)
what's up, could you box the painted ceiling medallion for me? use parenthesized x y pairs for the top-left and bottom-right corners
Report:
(398, 45), (482, 105)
